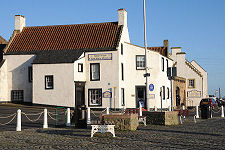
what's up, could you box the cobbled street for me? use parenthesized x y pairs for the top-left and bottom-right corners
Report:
(0, 116), (224, 149)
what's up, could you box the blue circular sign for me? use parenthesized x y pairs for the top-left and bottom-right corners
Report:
(149, 84), (154, 91)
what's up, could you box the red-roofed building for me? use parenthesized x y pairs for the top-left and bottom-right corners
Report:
(0, 9), (174, 112)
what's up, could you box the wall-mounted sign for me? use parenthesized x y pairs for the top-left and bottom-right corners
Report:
(149, 84), (154, 91)
(149, 94), (155, 99)
(103, 91), (112, 98)
(88, 53), (112, 61)
(187, 90), (201, 98)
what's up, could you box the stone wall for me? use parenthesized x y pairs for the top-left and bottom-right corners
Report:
(173, 76), (186, 109)
(101, 113), (139, 131)
(143, 111), (179, 125)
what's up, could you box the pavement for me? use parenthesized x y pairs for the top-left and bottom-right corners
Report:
(0, 104), (224, 149)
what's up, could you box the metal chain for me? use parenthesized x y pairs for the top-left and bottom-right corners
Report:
(91, 110), (99, 118)
(101, 108), (107, 113)
(47, 112), (56, 120)
(48, 111), (65, 116)
(0, 114), (17, 126)
(0, 113), (16, 119)
(212, 109), (221, 114)
(22, 112), (43, 122)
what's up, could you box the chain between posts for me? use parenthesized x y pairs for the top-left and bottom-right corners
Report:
(21, 112), (43, 122)
(47, 112), (57, 121)
(0, 113), (17, 126)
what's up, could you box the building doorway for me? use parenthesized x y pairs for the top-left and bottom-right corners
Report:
(176, 87), (180, 106)
(75, 82), (85, 108)
(135, 86), (146, 109)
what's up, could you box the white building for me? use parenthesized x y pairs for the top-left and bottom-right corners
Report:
(169, 47), (208, 106)
(0, 9), (173, 110)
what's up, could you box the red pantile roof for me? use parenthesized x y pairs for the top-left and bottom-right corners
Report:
(6, 22), (122, 53)
(147, 47), (167, 57)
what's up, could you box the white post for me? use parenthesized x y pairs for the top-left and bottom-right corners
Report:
(43, 108), (48, 129)
(106, 107), (109, 114)
(221, 105), (224, 117)
(168, 106), (171, 111)
(87, 107), (91, 125)
(209, 106), (212, 118)
(182, 105), (185, 118)
(66, 108), (71, 126)
(154, 106), (157, 112)
(139, 102), (142, 117)
(196, 106), (199, 118)
(16, 109), (21, 132)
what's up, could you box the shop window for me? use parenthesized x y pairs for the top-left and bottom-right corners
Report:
(88, 89), (102, 106)
(45, 75), (54, 89)
(136, 55), (145, 70)
(90, 63), (100, 81)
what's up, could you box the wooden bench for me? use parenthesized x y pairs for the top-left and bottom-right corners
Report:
(125, 108), (147, 126)
(91, 125), (115, 137)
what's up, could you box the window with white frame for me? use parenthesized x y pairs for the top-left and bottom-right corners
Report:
(121, 43), (123, 55)
(121, 88), (125, 106)
(121, 63), (124, 81)
(136, 55), (145, 70)
(188, 79), (195, 88)
(167, 87), (169, 99)
(166, 59), (168, 71)
(28, 66), (32, 82)
(162, 57), (164, 71)
(163, 86), (165, 100)
(45, 75), (54, 89)
(90, 63), (100, 81)
(11, 90), (24, 101)
(88, 89), (102, 106)
(78, 63), (83, 72)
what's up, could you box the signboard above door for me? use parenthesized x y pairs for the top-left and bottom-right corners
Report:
(88, 53), (112, 61)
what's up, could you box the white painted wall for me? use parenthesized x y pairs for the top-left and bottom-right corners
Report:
(123, 43), (172, 109)
(170, 48), (206, 106)
(4, 55), (35, 102)
(0, 60), (8, 101)
(33, 63), (75, 107)
(74, 53), (86, 82)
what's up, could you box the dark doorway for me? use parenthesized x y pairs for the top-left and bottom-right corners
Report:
(75, 82), (85, 108)
(176, 87), (180, 106)
(135, 86), (146, 109)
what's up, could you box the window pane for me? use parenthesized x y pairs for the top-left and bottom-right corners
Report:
(91, 64), (100, 81)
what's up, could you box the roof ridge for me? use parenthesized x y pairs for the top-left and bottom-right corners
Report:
(24, 21), (118, 29)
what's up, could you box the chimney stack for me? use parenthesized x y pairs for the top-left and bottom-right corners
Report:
(118, 8), (127, 27)
(163, 40), (169, 57)
(15, 15), (25, 32)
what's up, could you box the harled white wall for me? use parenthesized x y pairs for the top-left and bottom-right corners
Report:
(0, 60), (8, 101)
(33, 63), (75, 107)
(4, 55), (35, 102)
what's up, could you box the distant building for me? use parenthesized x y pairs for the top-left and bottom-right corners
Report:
(0, 9), (173, 110)
(0, 36), (8, 61)
(169, 47), (207, 107)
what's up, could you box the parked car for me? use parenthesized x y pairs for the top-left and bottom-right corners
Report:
(200, 98), (218, 108)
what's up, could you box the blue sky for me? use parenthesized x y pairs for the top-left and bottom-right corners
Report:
(0, 0), (225, 97)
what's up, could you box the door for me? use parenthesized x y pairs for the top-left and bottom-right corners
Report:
(135, 86), (146, 109)
(75, 82), (85, 108)
(176, 87), (180, 106)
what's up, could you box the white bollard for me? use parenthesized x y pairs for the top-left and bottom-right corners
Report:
(209, 106), (212, 118)
(87, 107), (91, 125)
(43, 108), (48, 129)
(221, 105), (224, 117)
(16, 109), (21, 132)
(106, 107), (109, 114)
(196, 106), (199, 118)
(139, 102), (142, 117)
(154, 106), (157, 112)
(168, 106), (171, 111)
(66, 108), (71, 126)
(182, 105), (185, 118)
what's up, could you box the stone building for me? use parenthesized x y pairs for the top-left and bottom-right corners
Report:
(169, 47), (207, 107)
